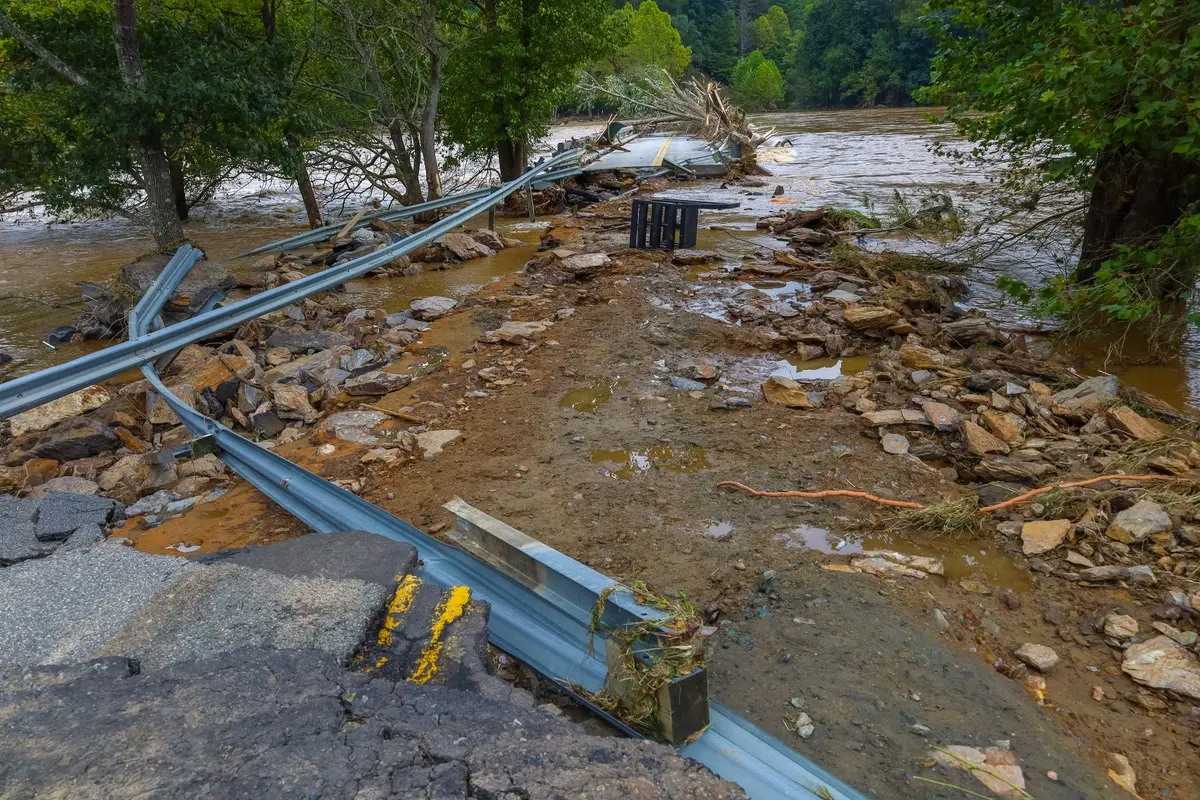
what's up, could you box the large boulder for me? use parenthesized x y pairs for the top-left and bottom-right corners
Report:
(23, 420), (119, 463)
(344, 371), (412, 396)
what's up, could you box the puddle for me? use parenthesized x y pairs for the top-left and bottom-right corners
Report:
(559, 378), (624, 413)
(774, 525), (861, 554)
(770, 356), (871, 381)
(590, 445), (711, 480)
(702, 520), (734, 540)
(746, 280), (811, 300)
(775, 524), (1031, 591)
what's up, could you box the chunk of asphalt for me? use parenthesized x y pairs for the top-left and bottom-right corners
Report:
(33, 492), (115, 541)
(95, 563), (391, 670)
(0, 544), (194, 666)
(196, 530), (416, 588)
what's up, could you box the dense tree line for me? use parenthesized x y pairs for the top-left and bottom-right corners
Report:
(646, 0), (933, 109)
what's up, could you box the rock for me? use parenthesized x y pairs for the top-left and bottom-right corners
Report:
(26, 476), (100, 500)
(269, 383), (319, 424)
(1103, 613), (1139, 639)
(26, 420), (119, 462)
(1020, 520), (1071, 555)
(415, 429), (461, 459)
(881, 433), (909, 455)
(250, 410), (286, 438)
(265, 329), (350, 354)
(344, 370), (412, 396)
(177, 454), (225, 479)
(842, 305), (900, 330)
(669, 376), (707, 392)
(1051, 375), (1119, 416)
(481, 320), (549, 344)
(899, 343), (945, 370)
(922, 402), (961, 432)
(1078, 564), (1148, 583)
(761, 376), (821, 408)
(360, 447), (402, 465)
(930, 745), (1025, 798)
(9, 386), (112, 437)
(410, 296), (457, 321)
(1105, 406), (1164, 441)
(961, 420), (1010, 456)
(979, 408), (1025, 445)
(680, 363), (721, 382)
(1107, 753), (1139, 799)
(1065, 550), (1095, 568)
(1106, 499), (1171, 544)
(764, 301), (800, 318)
(671, 249), (718, 265)
(1120, 635), (1200, 700)
(559, 253), (610, 278)
(1014, 643), (1059, 672)
(849, 550), (943, 579)
(438, 231), (494, 261)
(823, 289), (862, 304)
(98, 454), (150, 493)
(322, 410), (390, 445)
(910, 369), (934, 385)
(861, 409), (926, 426)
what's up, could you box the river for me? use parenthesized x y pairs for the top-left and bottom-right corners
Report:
(2, 107), (1196, 408)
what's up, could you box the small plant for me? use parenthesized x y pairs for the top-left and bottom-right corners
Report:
(892, 496), (984, 534)
(585, 580), (710, 737)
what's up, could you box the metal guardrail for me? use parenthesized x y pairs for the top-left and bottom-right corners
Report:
(235, 165), (584, 258)
(5, 149), (866, 798)
(0, 149), (584, 420)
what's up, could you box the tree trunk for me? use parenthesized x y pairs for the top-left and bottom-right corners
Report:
(388, 120), (425, 204)
(1077, 145), (1200, 282)
(420, 49), (443, 200)
(287, 136), (322, 229)
(112, 0), (185, 252)
(497, 139), (527, 182)
(167, 154), (188, 221)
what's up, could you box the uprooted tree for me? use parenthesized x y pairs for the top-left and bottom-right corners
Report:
(922, 0), (1200, 343)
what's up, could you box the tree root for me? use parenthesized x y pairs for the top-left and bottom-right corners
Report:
(977, 474), (1178, 513)
(720, 474), (1181, 516)
(717, 481), (925, 509)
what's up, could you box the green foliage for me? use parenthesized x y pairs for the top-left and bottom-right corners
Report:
(747, 5), (794, 65)
(441, 0), (619, 159)
(731, 49), (783, 109)
(0, 0), (300, 218)
(925, 0), (1200, 340)
(609, 1), (691, 78)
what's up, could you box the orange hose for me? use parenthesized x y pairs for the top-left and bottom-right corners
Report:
(718, 481), (926, 510)
(978, 474), (1175, 513)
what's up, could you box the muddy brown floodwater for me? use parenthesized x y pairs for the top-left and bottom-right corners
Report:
(3, 108), (1196, 406)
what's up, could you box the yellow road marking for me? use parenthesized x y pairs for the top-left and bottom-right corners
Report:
(377, 574), (421, 647)
(651, 136), (674, 167)
(408, 586), (472, 684)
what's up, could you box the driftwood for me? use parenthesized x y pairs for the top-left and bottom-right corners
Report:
(770, 208), (827, 235)
(941, 317), (1010, 347)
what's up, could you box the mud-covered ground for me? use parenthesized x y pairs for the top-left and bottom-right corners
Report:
(94, 194), (1200, 800)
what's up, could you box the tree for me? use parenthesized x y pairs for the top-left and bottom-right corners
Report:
(923, 0), (1200, 333)
(731, 49), (782, 109)
(1, 1), (299, 246)
(441, 0), (618, 181)
(610, 1), (691, 79)
(747, 4), (792, 65)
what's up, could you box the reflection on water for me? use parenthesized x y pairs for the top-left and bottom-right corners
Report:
(771, 356), (871, 381)
(591, 445), (710, 480)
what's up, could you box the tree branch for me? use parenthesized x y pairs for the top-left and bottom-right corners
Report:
(0, 12), (89, 86)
